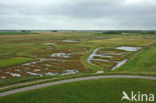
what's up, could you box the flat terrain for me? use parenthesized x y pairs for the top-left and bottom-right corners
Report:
(0, 32), (65, 37)
(0, 31), (156, 103)
(0, 78), (155, 103)
(0, 32), (156, 86)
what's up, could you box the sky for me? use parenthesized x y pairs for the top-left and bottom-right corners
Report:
(0, 0), (156, 30)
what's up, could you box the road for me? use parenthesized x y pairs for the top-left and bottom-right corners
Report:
(0, 75), (156, 97)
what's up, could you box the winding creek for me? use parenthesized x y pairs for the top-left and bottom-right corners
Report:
(87, 48), (99, 63)
(87, 46), (142, 71)
(0, 45), (142, 79)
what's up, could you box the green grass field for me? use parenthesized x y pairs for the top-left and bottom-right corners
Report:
(0, 78), (155, 103)
(0, 57), (35, 68)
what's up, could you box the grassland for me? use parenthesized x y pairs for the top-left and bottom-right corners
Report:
(88, 37), (156, 47)
(0, 31), (156, 103)
(116, 44), (156, 72)
(0, 57), (35, 68)
(0, 78), (155, 103)
(0, 32), (156, 86)
(80, 47), (102, 72)
(0, 32), (37, 35)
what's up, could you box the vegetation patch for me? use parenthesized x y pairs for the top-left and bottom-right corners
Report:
(89, 37), (156, 47)
(0, 57), (34, 68)
(0, 32), (38, 35)
(116, 44), (156, 72)
(0, 78), (155, 103)
(0, 32), (156, 84)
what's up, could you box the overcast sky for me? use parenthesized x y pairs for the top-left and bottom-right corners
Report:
(0, 0), (156, 30)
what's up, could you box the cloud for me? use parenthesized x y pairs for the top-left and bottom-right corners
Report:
(0, 0), (156, 30)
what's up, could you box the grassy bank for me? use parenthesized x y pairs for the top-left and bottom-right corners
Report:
(80, 47), (102, 72)
(116, 44), (156, 72)
(0, 72), (156, 93)
(0, 78), (155, 103)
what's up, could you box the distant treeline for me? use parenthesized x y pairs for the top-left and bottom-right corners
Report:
(102, 30), (156, 34)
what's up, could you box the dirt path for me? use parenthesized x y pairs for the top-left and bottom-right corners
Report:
(0, 75), (156, 97)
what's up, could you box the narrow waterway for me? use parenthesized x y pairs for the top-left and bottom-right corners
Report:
(111, 59), (128, 71)
(87, 48), (128, 71)
(87, 48), (99, 63)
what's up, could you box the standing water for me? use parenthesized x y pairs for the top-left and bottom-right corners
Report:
(87, 48), (99, 63)
(116, 46), (142, 51)
(111, 59), (128, 71)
